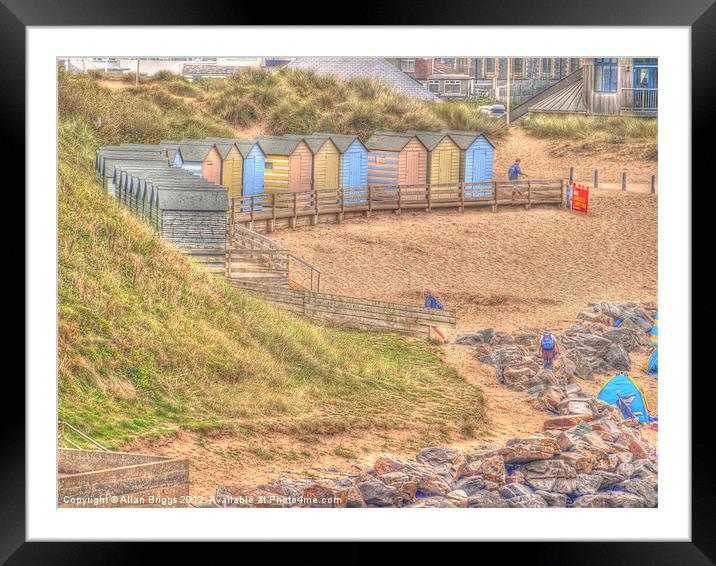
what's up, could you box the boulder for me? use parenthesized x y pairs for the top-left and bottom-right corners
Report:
(456, 328), (494, 345)
(544, 414), (593, 431)
(572, 492), (649, 508)
(416, 446), (464, 469)
(522, 460), (577, 494)
(539, 386), (566, 413)
(378, 472), (418, 503)
(461, 454), (506, 486)
(502, 436), (561, 463)
(467, 490), (510, 508)
(409, 496), (458, 508)
(374, 455), (409, 475)
(357, 479), (402, 507)
(508, 494), (548, 508)
(619, 479), (657, 507)
(499, 483), (534, 499)
(455, 476), (486, 496)
(535, 490), (568, 507)
(605, 343), (631, 371)
(558, 399), (594, 417)
(575, 473), (603, 495)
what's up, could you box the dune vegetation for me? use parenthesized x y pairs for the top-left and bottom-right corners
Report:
(58, 70), (486, 449)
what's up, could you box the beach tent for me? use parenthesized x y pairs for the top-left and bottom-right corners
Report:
(649, 324), (658, 345)
(645, 348), (658, 377)
(597, 373), (650, 424)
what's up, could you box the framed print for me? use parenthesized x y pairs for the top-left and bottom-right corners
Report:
(8, 0), (710, 560)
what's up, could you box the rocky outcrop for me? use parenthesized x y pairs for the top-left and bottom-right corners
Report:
(214, 404), (657, 508)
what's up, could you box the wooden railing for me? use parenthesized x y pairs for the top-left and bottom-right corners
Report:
(229, 180), (564, 232)
(228, 223), (321, 291)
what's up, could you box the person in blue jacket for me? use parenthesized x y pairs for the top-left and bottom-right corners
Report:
(508, 158), (529, 198)
(421, 289), (448, 344)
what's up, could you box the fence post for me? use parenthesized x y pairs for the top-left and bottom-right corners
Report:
(367, 186), (373, 217)
(560, 179), (565, 208)
(651, 175), (656, 194)
(249, 195), (255, 229)
(338, 187), (344, 223)
(311, 189), (319, 226)
(397, 185), (402, 215)
(622, 172), (627, 192)
(459, 182), (465, 212)
(526, 180), (531, 209)
(427, 184), (432, 212)
(493, 181), (498, 212)
(569, 166), (574, 186)
(594, 169), (599, 188)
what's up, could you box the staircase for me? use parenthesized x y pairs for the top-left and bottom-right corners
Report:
(227, 224), (320, 290)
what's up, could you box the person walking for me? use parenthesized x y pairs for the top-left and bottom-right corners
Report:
(538, 331), (560, 370)
(508, 158), (529, 198)
(421, 289), (448, 344)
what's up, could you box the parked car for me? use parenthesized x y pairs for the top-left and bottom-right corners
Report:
(479, 104), (507, 118)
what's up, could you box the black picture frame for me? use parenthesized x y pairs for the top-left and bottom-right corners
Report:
(8, 0), (707, 561)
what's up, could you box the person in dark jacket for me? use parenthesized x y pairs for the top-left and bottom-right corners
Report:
(421, 289), (448, 344)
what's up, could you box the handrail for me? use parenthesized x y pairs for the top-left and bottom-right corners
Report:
(58, 421), (110, 452)
(287, 252), (321, 292)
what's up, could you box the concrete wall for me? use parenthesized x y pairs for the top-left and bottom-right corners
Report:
(58, 449), (190, 507)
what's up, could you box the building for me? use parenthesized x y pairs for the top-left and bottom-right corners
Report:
(255, 136), (313, 193)
(287, 57), (439, 101)
(365, 132), (428, 187)
(512, 57), (658, 120)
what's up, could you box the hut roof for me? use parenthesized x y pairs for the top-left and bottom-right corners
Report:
(287, 57), (439, 101)
(365, 132), (425, 152)
(176, 143), (218, 162)
(155, 187), (228, 211)
(311, 133), (365, 153)
(405, 131), (454, 151)
(440, 130), (495, 149)
(179, 139), (237, 160)
(203, 138), (261, 158)
(283, 135), (337, 154)
(254, 136), (307, 156)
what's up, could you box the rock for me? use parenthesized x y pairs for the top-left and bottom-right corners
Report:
(544, 414), (593, 431)
(374, 455), (408, 475)
(446, 490), (469, 507)
(556, 431), (576, 451)
(563, 350), (594, 380)
(416, 446), (463, 468)
(572, 492), (649, 508)
(539, 386), (566, 413)
(558, 399), (594, 417)
(616, 462), (635, 478)
(334, 484), (367, 508)
(627, 439), (650, 460)
(503, 366), (536, 387)
(619, 479), (657, 507)
(493, 331), (515, 345)
(357, 479), (401, 507)
(409, 496), (458, 508)
(605, 343), (631, 370)
(461, 454), (506, 486)
(467, 490), (510, 508)
(522, 460), (577, 494)
(456, 328), (494, 345)
(455, 476), (486, 496)
(603, 328), (647, 352)
(514, 333), (538, 346)
(508, 494), (548, 508)
(575, 473), (603, 495)
(502, 436), (561, 463)
(499, 483), (534, 499)
(591, 470), (625, 488)
(378, 472), (418, 503)
(535, 491), (568, 507)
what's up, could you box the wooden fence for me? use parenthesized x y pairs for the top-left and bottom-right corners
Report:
(227, 280), (456, 337)
(230, 180), (564, 233)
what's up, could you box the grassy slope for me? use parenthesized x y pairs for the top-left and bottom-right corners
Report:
(520, 113), (658, 160)
(58, 73), (486, 449)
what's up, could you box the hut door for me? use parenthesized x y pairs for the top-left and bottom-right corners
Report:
(326, 155), (339, 190)
(244, 157), (256, 196)
(203, 160), (221, 185)
(349, 152), (362, 187)
(405, 151), (420, 185)
(438, 150), (452, 184)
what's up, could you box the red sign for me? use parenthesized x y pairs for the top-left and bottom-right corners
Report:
(570, 182), (589, 214)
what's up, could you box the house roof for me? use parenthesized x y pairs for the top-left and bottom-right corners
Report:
(311, 133), (366, 153)
(365, 132), (424, 152)
(527, 77), (587, 114)
(510, 67), (585, 121)
(254, 136), (307, 156)
(182, 64), (246, 77)
(427, 73), (470, 80)
(440, 130), (494, 149)
(405, 131), (454, 151)
(286, 57), (439, 101)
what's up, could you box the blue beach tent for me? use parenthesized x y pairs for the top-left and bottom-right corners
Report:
(597, 373), (651, 424)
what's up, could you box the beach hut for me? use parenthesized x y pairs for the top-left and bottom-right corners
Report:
(407, 131), (461, 187)
(98, 151), (169, 194)
(312, 133), (369, 189)
(163, 142), (223, 185)
(206, 138), (267, 201)
(255, 136), (313, 193)
(441, 130), (495, 196)
(365, 132), (427, 187)
(285, 135), (341, 191)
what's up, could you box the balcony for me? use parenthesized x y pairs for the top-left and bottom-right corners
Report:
(621, 88), (658, 115)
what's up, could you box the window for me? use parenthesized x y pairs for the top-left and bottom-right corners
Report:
(570, 58), (580, 72)
(265, 162), (274, 170)
(444, 80), (462, 94)
(485, 58), (495, 74)
(427, 80), (439, 93)
(542, 58), (551, 75)
(400, 58), (415, 73)
(512, 58), (524, 77)
(594, 58), (618, 92)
